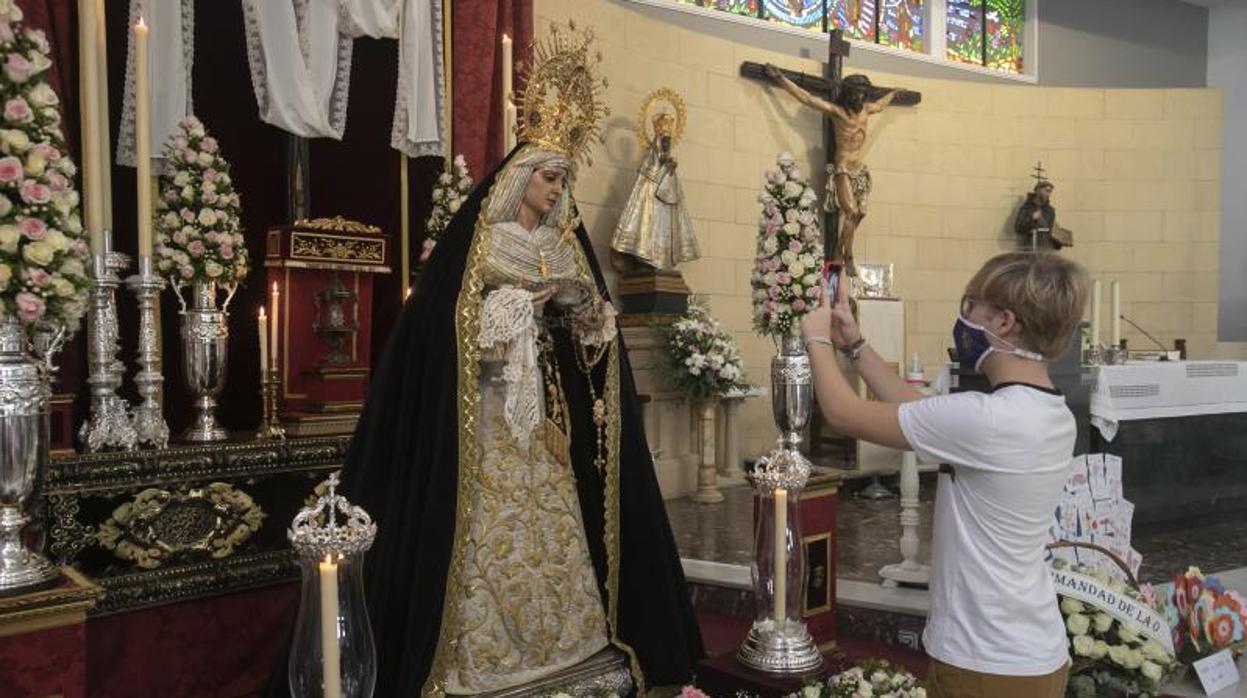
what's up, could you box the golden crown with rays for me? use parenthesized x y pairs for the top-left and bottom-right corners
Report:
(516, 20), (610, 166)
(636, 87), (687, 149)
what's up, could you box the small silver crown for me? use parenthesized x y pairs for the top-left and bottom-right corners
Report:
(748, 447), (811, 493)
(289, 473), (377, 558)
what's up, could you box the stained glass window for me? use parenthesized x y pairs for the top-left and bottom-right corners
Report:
(763, 0), (826, 31)
(945, 0), (983, 66)
(829, 0), (876, 43)
(677, 0), (761, 17)
(986, 0), (1024, 73)
(879, 0), (923, 52)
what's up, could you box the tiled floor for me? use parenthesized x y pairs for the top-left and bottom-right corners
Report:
(667, 475), (1247, 585)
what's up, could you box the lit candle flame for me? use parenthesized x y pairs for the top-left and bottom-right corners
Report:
(136, 16), (147, 30)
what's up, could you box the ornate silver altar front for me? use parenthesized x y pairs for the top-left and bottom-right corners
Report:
(737, 333), (824, 674)
(80, 248), (138, 452)
(127, 257), (170, 448)
(0, 317), (59, 592)
(175, 281), (236, 442)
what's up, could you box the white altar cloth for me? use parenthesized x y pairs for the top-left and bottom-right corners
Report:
(1090, 361), (1247, 441)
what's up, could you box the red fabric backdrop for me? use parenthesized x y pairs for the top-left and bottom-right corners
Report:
(452, 0), (532, 176)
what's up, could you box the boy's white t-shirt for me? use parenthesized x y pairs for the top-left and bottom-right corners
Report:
(898, 383), (1075, 676)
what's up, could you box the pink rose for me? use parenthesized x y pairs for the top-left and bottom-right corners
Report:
(776, 272), (792, 284)
(201, 137), (219, 153)
(765, 169), (782, 185)
(0, 23), (14, 44)
(764, 300), (777, 313)
(768, 285), (781, 300)
(203, 169), (219, 182)
(72, 239), (88, 254)
(180, 208), (194, 222)
(163, 189), (179, 203)
(172, 135), (188, 149)
(765, 221), (779, 237)
(764, 202), (779, 217)
(792, 299), (807, 312)
(30, 142), (60, 161)
(187, 241), (205, 257)
(46, 172), (68, 192)
(4, 53), (31, 83)
(18, 216), (46, 240)
(680, 687), (711, 698)
(14, 292), (44, 322)
(787, 240), (801, 252)
(23, 267), (50, 286)
(4, 97), (32, 123)
(180, 148), (196, 163)
(219, 245), (234, 259)
(0, 155), (22, 182)
(202, 191), (219, 204)
(806, 285), (821, 298)
(172, 230), (187, 245)
(179, 265), (194, 279)
(19, 180), (50, 204)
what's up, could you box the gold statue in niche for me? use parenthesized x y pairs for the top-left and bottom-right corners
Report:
(611, 88), (699, 271)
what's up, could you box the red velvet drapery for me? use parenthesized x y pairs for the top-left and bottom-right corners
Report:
(452, 0), (532, 177)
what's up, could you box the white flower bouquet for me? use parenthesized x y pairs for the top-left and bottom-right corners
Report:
(789, 659), (925, 698)
(659, 300), (750, 401)
(418, 154), (473, 266)
(154, 115), (249, 287)
(1053, 558), (1179, 697)
(0, 1), (90, 332)
(750, 151), (823, 338)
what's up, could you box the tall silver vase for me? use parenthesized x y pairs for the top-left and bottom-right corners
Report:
(737, 332), (823, 674)
(0, 316), (59, 592)
(180, 281), (229, 442)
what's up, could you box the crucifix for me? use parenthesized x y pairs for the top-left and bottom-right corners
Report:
(741, 30), (921, 275)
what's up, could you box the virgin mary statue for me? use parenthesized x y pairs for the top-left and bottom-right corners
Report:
(337, 23), (703, 697)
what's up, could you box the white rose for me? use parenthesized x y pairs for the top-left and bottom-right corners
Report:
(789, 261), (805, 277)
(24, 151), (44, 176)
(782, 221), (800, 236)
(188, 120), (206, 138)
(912, 689), (926, 698)
(780, 250), (796, 265)
(26, 82), (58, 107)
(0, 193), (10, 216)
(448, 199), (461, 213)
(1066, 613), (1090, 636)
(1, 128), (30, 151)
(1092, 613), (1113, 633)
(785, 208), (798, 223)
(762, 272), (777, 286)
(762, 238), (778, 255)
(44, 228), (68, 251)
(1072, 634), (1096, 657)
(197, 152), (214, 167)
(857, 681), (873, 697)
(198, 209), (217, 226)
(1141, 640), (1170, 662)
(1060, 597), (1085, 616)
(51, 276), (73, 297)
(204, 261), (223, 278)
(1140, 660), (1164, 683)
(782, 181), (802, 198)
(21, 240), (55, 265)
(803, 273), (819, 287)
(1108, 644), (1131, 667)
(181, 185), (195, 200)
(1117, 624), (1139, 644)
(65, 214), (82, 234)
(0, 224), (14, 253)
(777, 151), (795, 167)
(801, 685), (820, 698)
(61, 257), (85, 278)
(0, 263), (10, 289)
(1091, 640), (1109, 659)
(173, 171), (191, 187)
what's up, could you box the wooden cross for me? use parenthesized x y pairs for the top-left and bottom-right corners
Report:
(740, 30), (922, 260)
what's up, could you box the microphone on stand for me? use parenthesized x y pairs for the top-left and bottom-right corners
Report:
(1118, 314), (1169, 352)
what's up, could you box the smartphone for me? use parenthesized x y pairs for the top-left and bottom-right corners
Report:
(822, 261), (842, 303)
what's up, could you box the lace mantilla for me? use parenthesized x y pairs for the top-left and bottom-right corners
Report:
(478, 286), (541, 447)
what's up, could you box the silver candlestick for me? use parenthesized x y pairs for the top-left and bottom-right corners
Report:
(79, 236), (137, 452)
(126, 256), (169, 449)
(257, 368), (286, 440)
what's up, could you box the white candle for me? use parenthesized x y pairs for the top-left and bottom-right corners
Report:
(270, 282), (280, 372)
(773, 487), (787, 625)
(1111, 281), (1122, 348)
(134, 17), (153, 258)
(95, 0), (112, 231)
(502, 34), (516, 152)
(78, 0), (103, 250)
(318, 555), (342, 698)
(1090, 279), (1102, 348)
(258, 308), (268, 379)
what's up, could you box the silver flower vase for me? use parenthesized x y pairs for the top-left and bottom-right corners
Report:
(737, 332), (823, 674)
(177, 281), (234, 442)
(0, 316), (59, 592)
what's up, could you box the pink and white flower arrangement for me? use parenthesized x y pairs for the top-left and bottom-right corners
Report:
(154, 116), (249, 285)
(751, 152), (823, 338)
(789, 659), (925, 698)
(660, 301), (750, 400)
(0, 1), (90, 330)
(418, 154), (473, 268)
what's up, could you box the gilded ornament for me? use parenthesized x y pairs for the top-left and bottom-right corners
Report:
(635, 87), (687, 149)
(516, 21), (610, 166)
(293, 216), (382, 235)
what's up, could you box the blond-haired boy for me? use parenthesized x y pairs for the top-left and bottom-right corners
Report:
(800, 252), (1090, 697)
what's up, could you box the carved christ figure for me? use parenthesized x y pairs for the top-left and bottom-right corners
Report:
(765, 64), (899, 275)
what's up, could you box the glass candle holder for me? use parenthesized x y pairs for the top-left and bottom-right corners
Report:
(288, 474), (377, 698)
(751, 486), (807, 632)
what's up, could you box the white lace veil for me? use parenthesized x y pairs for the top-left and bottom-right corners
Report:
(482, 145), (574, 226)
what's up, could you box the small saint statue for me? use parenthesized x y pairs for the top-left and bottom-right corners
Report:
(612, 88), (699, 271)
(1015, 174), (1073, 250)
(766, 64), (900, 276)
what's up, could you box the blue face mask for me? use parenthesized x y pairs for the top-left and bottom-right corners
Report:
(953, 315), (1045, 373)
